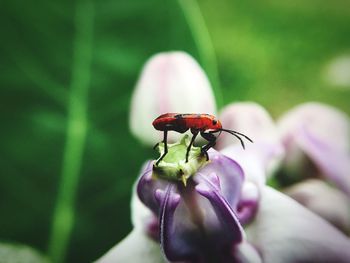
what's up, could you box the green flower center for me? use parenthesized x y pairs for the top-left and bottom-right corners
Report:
(153, 135), (208, 186)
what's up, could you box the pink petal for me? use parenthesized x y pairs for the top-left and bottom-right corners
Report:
(218, 102), (278, 150)
(130, 51), (217, 145)
(218, 103), (284, 176)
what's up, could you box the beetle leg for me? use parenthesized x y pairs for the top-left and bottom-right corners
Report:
(200, 131), (217, 160)
(186, 129), (199, 162)
(156, 130), (168, 165)
(153, 142), (159, 149)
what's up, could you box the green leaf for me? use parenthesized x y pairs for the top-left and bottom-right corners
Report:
(0, 0), (198, 262)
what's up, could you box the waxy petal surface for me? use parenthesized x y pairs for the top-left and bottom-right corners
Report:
(130, 51), (217, 145)
(246, 186), (350, 263)
(286, 179), (350, 233)
(278, 102), (350, 195)
(96, 229), (166, 263)
(218, 102), (284, 177)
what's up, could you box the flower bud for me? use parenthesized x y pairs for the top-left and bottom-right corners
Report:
(218, 102), (284, 178)
(218, 102), (278, 149)
(277, 102), (350, 196)
(129, 51), (217, 145)
(286, 179), (350, 233)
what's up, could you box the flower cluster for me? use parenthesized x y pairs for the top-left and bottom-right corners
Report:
(98, 52), (350, 263)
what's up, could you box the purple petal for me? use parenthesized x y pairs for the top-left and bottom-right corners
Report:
(156, 184), (199, 261)
(277, 102), (350, 195)
(136, 151), (248, 262)
(155, 174), (244, 262)
(131, 177), (160, 238)
(278, 102), (350, 153)
(236, 182), (260, 225)
(299, 126), (350, 197)
(195, 172), (244, 245)
(200, 149), (244, 207)
(137, 161), (169, 214)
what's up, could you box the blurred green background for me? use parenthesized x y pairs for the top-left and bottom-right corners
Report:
(0, 0), (349, 262)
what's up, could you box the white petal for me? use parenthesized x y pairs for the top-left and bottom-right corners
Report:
(246, 186), (350, 263)
(221, 145), (266, 187)
(130, 51), (217, 145)
(235, 242), (262, 263)
(218, 102), (284, 176)
(96, 229), (166, 263)
(97, 162), (165, 262)
(218, 102), (279, 149)
(286, 179), (350, 233)
(278, 102), (350, 159)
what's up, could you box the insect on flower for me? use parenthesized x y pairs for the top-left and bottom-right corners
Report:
(153, 113), (253, 165)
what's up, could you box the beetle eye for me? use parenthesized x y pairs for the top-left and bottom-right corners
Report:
(212, 119), (217, 125)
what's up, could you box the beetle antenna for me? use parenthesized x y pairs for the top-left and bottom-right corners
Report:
(211, 128), (253, 149)
(224, 129), (246, 149)
(220, 128), (253, 142)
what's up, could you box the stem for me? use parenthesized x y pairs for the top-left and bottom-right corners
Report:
(177, 0), (223, 108)
(47, 1), (94, 262)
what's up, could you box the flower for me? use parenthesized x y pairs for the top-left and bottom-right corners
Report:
(219, 101), (350, 234)
(217, 102), (284, 186)
(129, 51), (217, 145)
(217, 102), (279, 151)
(136, 143), (254, 262)
(245, 185), (350, 263)
(139, 135), (258, 261)
(285, 179), (350, 233)
(97, 137), (350, 263)
(277, 102), (350, 196)
(99, 53), (350, 263)
(276, 102), (350, 232)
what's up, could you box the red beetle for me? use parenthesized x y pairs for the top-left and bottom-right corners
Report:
(153, 113), (253, 165)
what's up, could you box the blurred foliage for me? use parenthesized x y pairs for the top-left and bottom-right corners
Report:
(0, 0), (349, 262)
(201, 0), (350, 115)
